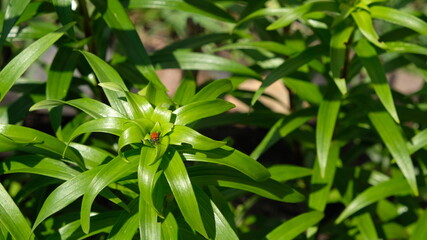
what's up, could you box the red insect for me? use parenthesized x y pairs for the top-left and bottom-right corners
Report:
(149, 131), (160, 145)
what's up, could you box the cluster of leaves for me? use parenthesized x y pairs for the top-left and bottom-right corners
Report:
(1, 0), (427, 239)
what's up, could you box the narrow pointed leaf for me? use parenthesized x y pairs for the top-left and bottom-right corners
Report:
(266, 211), (324, 240)
(410, 209), (427, 240)
(80, 50), (132, 116)
(355, 213), (379, 240)
(68, 117), (130, 142)
(139, 197), (161, 240)
(170, 125), (225, 150)
(0, 182), (34, 240)
(128, 0), (235, 23)
(336, 177), (412, 223)
(52, 0), (75, 37)
(138, 146), (161, 213)
(189, 165), (304, 203)
(354, 39), (399, 123)
(193, 186), (239, 240)
(32, 166), (102, 230)
(1, 155), (79, 180)
(191, 79), (233, 103)
(0, 23), (74, 102)
(153, 52), (259, 78)
(251, 108), (315, 160)
(363, 100), (418, 195)
(30, 98), (125, 119)
(173, 72), (196, 105)
(108, 200), (139, 240)
(90, 0), (166, 91)
(81, 155), (139, 233)
(174, 99), (235, 125)
(0, 124), (84, 168)
(352, 9), (386, 48)
(46, 47), (79, 100)
(330, 23), (354, 94)
(266, 1), (338, 30)
(162, 148), (208, 238)
(371, 6), (427, 37)
(268, 165), (312, 182)
(316, 84), (341, 177)
(309, 142), (340, 211)
(182, 145), (270, 181)
(0, 0), (31, 45)
(252, 45), (327, 105)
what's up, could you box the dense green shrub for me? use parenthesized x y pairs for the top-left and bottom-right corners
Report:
(1, 0), (427, 239)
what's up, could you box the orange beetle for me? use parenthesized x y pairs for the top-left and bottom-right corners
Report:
(150, 131), (160, 145)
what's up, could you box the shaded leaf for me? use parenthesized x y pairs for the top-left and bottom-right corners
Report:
(354, 39), (399, 123)
(0, 23), (74, 103)
(174, 99), (235, 125)
(335, 177), (412, 223)
(0, 182), (34, 240)
(266, 211), (324, 240)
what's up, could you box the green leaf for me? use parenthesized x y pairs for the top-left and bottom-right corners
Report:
(153, 52), (260, 78)
(32, 165), (102, 230)
(174, 99), (235, 125)
(266, 211), (324, 240)
(108, 199), (139, 240)
(81, 155), (139, 233)
(309, 142), (340, 212)
(68, 117), (130, 142)
(213, 41), (296, 56)
(252, 45), (327, 105)
(162, 148), (208, 238)
(283, 78), (323, 104)
(268, 165), (312, 182)
(0, 0), (31, 45)
(237, 8), (292, 27)
(0, 124), (84, 169)
(189, 165), (305, 203)
(266, 1), (338, 30)
(30, 98), (125, 119)
(354, 39), (399, 123)
(91, 0), (167, 91)
(173, 72), (197, 105)
(138, 146), (161, 214)
(55, 211), (117, 239)
(182, 145), (271, 182)
(385, 41), (427, 55)
(46, 47), (79, 100)
(370, 6), (427, 37)
(0, 155), (80, 180)
(139, 197), (161, 240)
(125, 92), (154, 119)
(193, 186), (239, 240)
(129, 0), (235, 23)
(170, 125), (225, 150)
(0, 23), (74, 103)
(330, 23), (354, 94)
(80, 50), (132, 117)
(191, 79), (233, 103)
(251, 108), (315, 160)
(355, 213), (379, 240)
(316, 84), (341, 177)
(352, 9), (386, 48)
(335, 177), (412, 223)
(359, 97), (418, 195)
(410, 209), (427, 240)
(0, 182), (34, 240)
(52, 0), (75, 37)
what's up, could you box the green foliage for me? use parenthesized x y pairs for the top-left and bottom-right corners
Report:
(1, 0), (427, 239)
